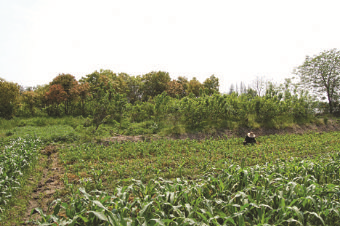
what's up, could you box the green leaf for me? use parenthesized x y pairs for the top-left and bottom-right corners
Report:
(223, 217), (236, 225)
(287, 206), (304, 223)
(87, 211), (108, 222)
(305, 211), (325, 225)
(92, 200), (107, 210)
(285, 218), (303, 225)
(196, 211), (208, 224)
(139, 201), (154, 217)
(150, 218), (165, 226)
(53, 203), (61, 216)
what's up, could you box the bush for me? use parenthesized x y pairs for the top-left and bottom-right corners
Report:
(324, 117), (329, 125)
(123, 120), (158, 135)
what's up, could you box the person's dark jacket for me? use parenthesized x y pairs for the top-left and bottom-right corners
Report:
(243, 135), (256, 145)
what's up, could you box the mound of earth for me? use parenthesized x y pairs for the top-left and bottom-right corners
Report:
(104, 120), (340, 143)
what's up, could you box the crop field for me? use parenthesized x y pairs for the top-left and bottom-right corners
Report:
(0, 136), (44, 221)
(57, 132), (340, 186)
(1, 126), (340, 225)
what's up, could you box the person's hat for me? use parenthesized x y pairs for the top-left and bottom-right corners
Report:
(247, 132), (256, 138)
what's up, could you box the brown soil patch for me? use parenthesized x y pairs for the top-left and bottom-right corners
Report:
(22, 145), (65, 224)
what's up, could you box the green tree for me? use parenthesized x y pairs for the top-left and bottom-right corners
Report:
(34, 85), (50, 113)
(21, 90), (38, 116)
(125, 75), (143, 104)
(294, 48), (340, 114)
(176, 76), (189, 96)
(71, 82), (91, 116)
(186, 77), (203, 97)
(0, 78), (20, 119)
(141, 71), (171, 101)
(81, 70), (127, 100)
(88, 83), (127, 131)
(203, 74), (220, 95)
(246, 87), (257, 98)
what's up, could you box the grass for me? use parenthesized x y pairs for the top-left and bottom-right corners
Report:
(7, 125), (80, 143)
(0, 116), (85, 137)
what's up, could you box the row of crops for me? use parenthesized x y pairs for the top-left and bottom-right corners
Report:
(0, 137), (42, 213)
(35, 152), (340, 225)
(58, 132), (340, 187)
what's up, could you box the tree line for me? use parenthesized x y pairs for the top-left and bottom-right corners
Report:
(1, 49), (340, 132)
(0, 70), (220, 118)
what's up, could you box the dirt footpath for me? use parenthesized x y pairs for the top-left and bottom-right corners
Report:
(23, 145), (65, 224)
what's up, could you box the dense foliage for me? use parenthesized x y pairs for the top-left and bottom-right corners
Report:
(0, 68), (321, 133)
(0, 137), (43, 212)
(0, 78), (20, 119)
(295, 48), (340, 114)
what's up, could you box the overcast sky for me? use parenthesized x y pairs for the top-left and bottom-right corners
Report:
(1, 0), (339, 93)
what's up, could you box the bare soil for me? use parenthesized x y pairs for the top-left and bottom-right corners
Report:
(22, 145), (65, 224)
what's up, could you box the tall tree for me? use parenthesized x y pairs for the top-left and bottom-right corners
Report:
(239, 81), (247, 94)
(21, 90), (38, 116)
(72, 82), (91, 116)
(177, 76), (189, 96)
(203, 74), (220, 95)
(228, 84), (235, 94)
(251, 76), (265, 96)
(186, 77), (203, 97)
(80, 69), (125, 100)
(89, 83), (127, 131)
(45, 84), (67, 116)
(166, 80), (185, 98)
(294, 49), (340, 113)
(0, 78), (20, 119)
(125, 75), (143, 104)
(34, 85), (50, 110)
(141, 71), (171, 101)
(50, 74), (78, 115)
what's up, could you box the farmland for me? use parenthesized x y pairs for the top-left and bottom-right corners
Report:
(1, 120), (340, 225)
(2, 44), (340, 225)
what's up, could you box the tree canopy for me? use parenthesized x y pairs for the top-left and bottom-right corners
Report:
(0, 78), (20, 119)
(295, 48), (340, 113)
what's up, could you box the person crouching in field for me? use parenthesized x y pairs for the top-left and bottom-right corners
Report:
(243, 132), (256, 145)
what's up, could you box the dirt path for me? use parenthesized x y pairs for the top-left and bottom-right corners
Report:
(22, 145), (65, 224)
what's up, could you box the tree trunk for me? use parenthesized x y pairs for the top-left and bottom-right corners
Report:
(327, 94), (333, 114)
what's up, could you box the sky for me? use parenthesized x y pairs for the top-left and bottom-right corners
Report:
(1, 0), (340, 93)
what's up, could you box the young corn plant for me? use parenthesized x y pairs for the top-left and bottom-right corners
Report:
(33, 151), (340, 225)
